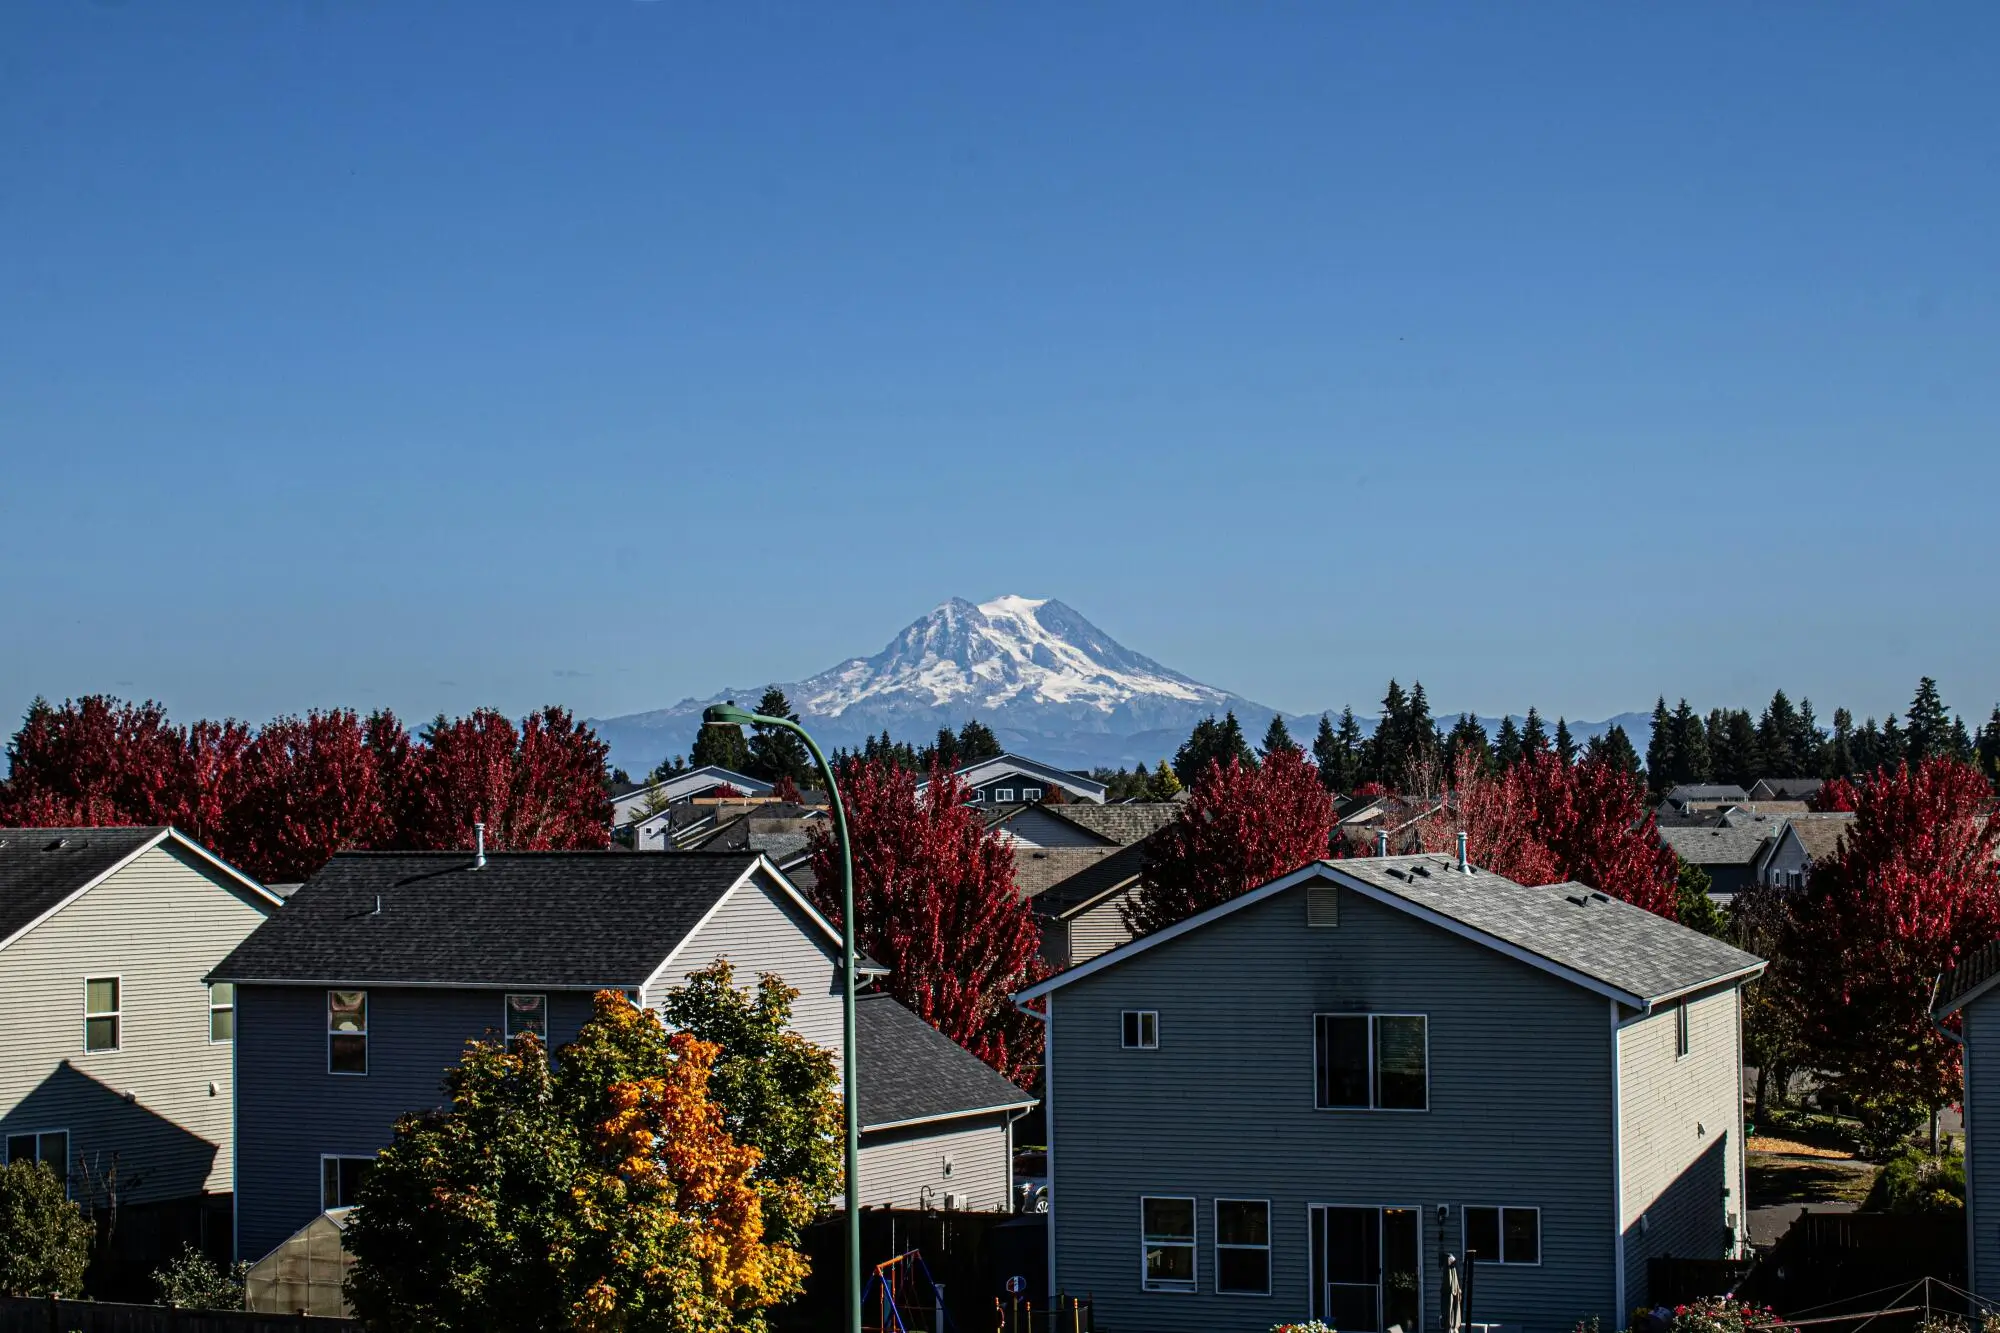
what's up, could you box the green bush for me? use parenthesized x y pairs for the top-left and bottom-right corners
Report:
(0, 1160), (92, 1297)
(1852, 1097), (1924, 1161)
(152, 1245), (247, 1310)
(1863, 1148), (1964, 1214)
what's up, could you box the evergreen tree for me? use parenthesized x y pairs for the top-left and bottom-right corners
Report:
(1721, 710), (1761, 788)
(1330, 707), (1367, 792)
(955, 719), (1003, 764)
(744, 688), (813, 787)
(1173, 711), (1256, 785)
(1674, 858), (1728, 940)
(1494, 716), (1524, 771)
(1827, 708), (1858, 779)
(1644, 698), (1674, 793)
(1364, 681), (1411, 789)
(688, 704), (751, 773)
(1705, 709), (1731, 783)
(1794, 698), (1827, 777)
(1978, 707), (2000, 787)
(1905, 678), (1954, 764)
(1145, 759), (1183, 801)
(1403, 682), (1441, 777)
(646, 754), (688, 785)
(1758, 690), (1803, 778)
(925, 727), (961, 773)
(1311, 714), (1344, 793)
(1555, 718), (1578, 767)
(1951, 716), (1975, 764)
(1584, 724), (1643, 777)
(1670, 699), (1710, 785)
(1880, 715), (1908, 771)
(1520, 708), (1550, 758)
(1260, 714), (1299, 758)
(1444, 714), (1492, 778)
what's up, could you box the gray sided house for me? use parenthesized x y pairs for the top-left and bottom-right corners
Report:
(1932, 944), (2000, 1297)
(0, 827), (280, 1210)
(1757, 814), (1854, 890)
(1032, 837), (1154, 971)
(213, 849), (1030, 1263)
(1017, 854), (1762, 1333)
(1657, 822), (1779, 901)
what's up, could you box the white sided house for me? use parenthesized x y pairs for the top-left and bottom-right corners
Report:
(1017, 853), (1763, 1333)
(610, 766), (773, 826)
(0, 827), (280, 1217)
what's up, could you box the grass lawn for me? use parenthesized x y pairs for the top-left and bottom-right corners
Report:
(1747, 1151), (1877, 1208)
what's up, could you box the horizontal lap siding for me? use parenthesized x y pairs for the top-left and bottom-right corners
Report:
(1964, 995), (2000, 1295)
(1050, 886), (1616, 1333)
(1068, 895), (1137, 967)
(1617, 989), (1744, 1305)
(859, 1113), (1013, 1210)
(234, 985), (598, 1262)
(0, 843), (271, 1203)
(659, 873), (844, 1056)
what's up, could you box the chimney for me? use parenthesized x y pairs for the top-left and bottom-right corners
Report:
(1376, 829), (1389, 857)
(1457, 831), (1470, 874)
(474, 822), (487, 870)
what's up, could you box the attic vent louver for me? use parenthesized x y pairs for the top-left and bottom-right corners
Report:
(1385, 868), (1408, 882)
(1306, 887), (1339, 928)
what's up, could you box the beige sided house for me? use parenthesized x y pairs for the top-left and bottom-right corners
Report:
(0, 827), (280, 1221)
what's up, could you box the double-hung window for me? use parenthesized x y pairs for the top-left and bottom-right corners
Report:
(328, 990), (368, 1074)
(505, 993), (548, 1045)
(1314, 1013), (1428, 1110)
(1122, 1010), (1159, 1050)
(1464, 1205), (1540, 1265)
(85, 978), (121, 1052)
(210, 983), (235, 1043)
(1214, 1199), (1271, 1295)
(322, 1154), (375, 1210)
(1140, 1196), (1197, 1292)
(5, 1130), (69, 1193)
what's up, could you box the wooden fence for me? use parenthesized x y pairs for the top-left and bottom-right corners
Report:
(0, 1299), (358, 1333)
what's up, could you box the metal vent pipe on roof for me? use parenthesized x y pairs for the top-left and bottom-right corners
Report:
(1458, 831), (1470, 874)
(1376, 829), (1389, 857)
(474, 822), (487, 870)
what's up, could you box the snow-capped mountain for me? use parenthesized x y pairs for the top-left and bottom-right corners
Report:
(589, 596), (1283, 772)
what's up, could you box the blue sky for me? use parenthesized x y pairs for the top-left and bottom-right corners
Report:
(3, 3), (1996, 732)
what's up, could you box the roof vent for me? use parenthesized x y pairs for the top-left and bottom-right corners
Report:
(474, 822), (487, 870)
(1376, 830), (1390, 857)
(1411, 865), (1431, 878)
(1565, 891), (1590, 906)
(45, 837), (69, 851)
(1385, 867), (1408, 882)
(1591, 891), (1610, 903)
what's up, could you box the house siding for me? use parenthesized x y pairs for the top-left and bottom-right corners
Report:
(0, 841), (271, 1205)
(652, 871), (844, 1055)
(858, 1112), (1013, 1210)
(1068, 892), (1138, 967)
(234, 984), (601, 1261)
(1616, 988), (1746, 1306)
(994, 809), (1112, 850)
(1964, 992), (2000, 1296)
(1048, 884), (1618, 1333)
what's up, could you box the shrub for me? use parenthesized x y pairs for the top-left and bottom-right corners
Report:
(0, 1159), (92, 1297)
(152, 1245), (247, 1310)
(1669, 1298), (1782, 1333)
(1863, 1148), (1965, 1214)
(1852, 1097), (1924, 1161)
(1272, 1323), (1337, 1333)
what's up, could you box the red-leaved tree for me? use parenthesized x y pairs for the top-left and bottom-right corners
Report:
(229, 711), (394, 883)
(0, 696), (185, 826)
(1517, 752), (1679, 917)
(1125, 747), (1335, 935)
(1810, 778), (1861, 813)
(805, 760), (1043, 1085)
(400, 707), (611, 851)
(1410, 751), (1562, 886)
(1773, 758), (2000, 1115)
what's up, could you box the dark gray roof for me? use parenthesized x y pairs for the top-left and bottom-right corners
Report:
(1658, 822), (1776, 867)
(1332, 855), (1764, 1005)
(1938, 940), (2000, 1017)
(1667, 784), (1750, 804)
(1012, 846), (1124, 898)
(1033, 837), (1153, 918)
(1043, 803), (1182, 846)
(1750, 778), (1824, 801)
(856, 993), (1034, 1128)
(0, 827), (165, 944)
(213, 851), (762, 988)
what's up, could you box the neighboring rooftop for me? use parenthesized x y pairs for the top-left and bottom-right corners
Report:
(1784, 812), (1856, 863)
(1665, 784), (1751, 806)
(1012, 846), (1125, 898)
(0, 826), (167, 944)
(855, 992), (1035, 1129)
(1032, 837), (1153, 919)
(1749, 778), (1825, 802)
(1042, 802), (1182, 846)
(1659, 821), (1779, 867)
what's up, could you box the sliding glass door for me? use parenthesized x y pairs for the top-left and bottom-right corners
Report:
(1310, 1205), (1421, 1333)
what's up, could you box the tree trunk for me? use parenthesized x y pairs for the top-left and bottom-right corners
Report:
(1754, 1065), (1768, 1126)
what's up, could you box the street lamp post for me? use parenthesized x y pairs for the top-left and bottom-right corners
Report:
(702, 703), (860, 1333)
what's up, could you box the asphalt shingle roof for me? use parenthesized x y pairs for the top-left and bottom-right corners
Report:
(1667, 784), (1750, 804)
(1012, 846), (1124, 898)
(0, 827), (164, 944)
(1042, 803), (1183, 846)
(1658, 822), (1777, 867)
(1032, 837), (1153, 919)
(1785, 813), (1855, 863)
(213, 851), (761, 988)
(1332, 854), (1764, 1005)
(1938, 940), (2000, 1016)
(856, 993), (1035, 1127)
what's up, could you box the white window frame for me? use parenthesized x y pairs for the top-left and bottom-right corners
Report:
(209, 982), (235, 1044)
(84, 976), (122, 1054)
(1213, 1197), (1273, 1296)
(504, 992), (549, 1045)
(1122, 1010), (1159, 1050)
(1313, 1012), (1429, 1112)
(328, 989), (368, 1076)
(320, 1152), (375, 1210)
(1139, 1195), (1198, 1293)
(1675, 1003), (1691, 1060)
(1461, 1204), (1542, 1267)
(1022, 786), (1044, 802)
(5, 1128), (70, 1196)
(994, 788), (1016, 803)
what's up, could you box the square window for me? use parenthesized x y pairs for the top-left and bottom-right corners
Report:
(1464, 1206), (1539, 1265)
(328, 990), (368, 1075)
(322, 1155), (374, 1210)
(1122, 1010), (1159, 1050)
(505, 993), (548, 1045)
(85, 978), (120, 1052)
(1316, 1014), (1427, 1111)
(7, 1130), (68, 1193)
(1141, 1196), (1196, 1292)
(1215, 1199), (1271, 1295)
(210, 983), (235, 1043)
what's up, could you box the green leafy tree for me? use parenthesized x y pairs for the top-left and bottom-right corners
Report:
(1173, 711), (1256, 785)
(344, 992), (804, 1332)
(0, 1160), (92, 1297)
(1260, 714), (1299, 758)
(1145, 759), (1183, 801)
(1905, 677), (1954, 765)
(744, 689), (812, 788)
(690, 704), (752, 773)
(153, 1245), (247, 1310)
(656, 961), (841, 1247)
(1673, 858), (1728, 939)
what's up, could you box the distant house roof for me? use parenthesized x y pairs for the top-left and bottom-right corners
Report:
(1749, 778), (1824, 802)
(1011, 846), (1125, 898)
(1658, 822), (1778, 868)
(611, 767), (774, 825)
(0, 826), (279, 951)
(1031, 837), (1154, 920)
(1019, 855), (1764, 1011)
(941, 755), (1108, 803)
(211, 851), (870, 989)
(1041, 802), (1182, 846)
(1775, 813), (1856, 865)
(1666, 784), (1750, 805)
(855, 993), (1035, 1130)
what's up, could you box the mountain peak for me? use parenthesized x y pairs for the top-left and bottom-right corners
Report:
(977, 593), (1050, 618)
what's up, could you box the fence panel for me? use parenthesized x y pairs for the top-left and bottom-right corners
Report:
(0, 1297), (360, 1333)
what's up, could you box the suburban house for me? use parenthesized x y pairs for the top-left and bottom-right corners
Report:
(213, 849), (1031, 1265)
(932, 754), (1108, 806)
(609, 765), (773, 826)
(1932, 944), (2000, 1300)
(1757, 813), (1854, 889)
(1032, 837), (1154, 970)
(633, 797), (825, 857)
(1661, 784), (1750, 811)
(1657, 819), (1784, 900)
(1, 827), (281, 1240)
(1016, 853), (1763, 1333)
(1746, 778), (1824, 804)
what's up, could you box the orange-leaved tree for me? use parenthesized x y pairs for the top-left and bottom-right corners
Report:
(344, 991), (804, 1333)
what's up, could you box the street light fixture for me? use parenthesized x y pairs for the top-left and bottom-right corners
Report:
(703, 702), (860, 1333)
